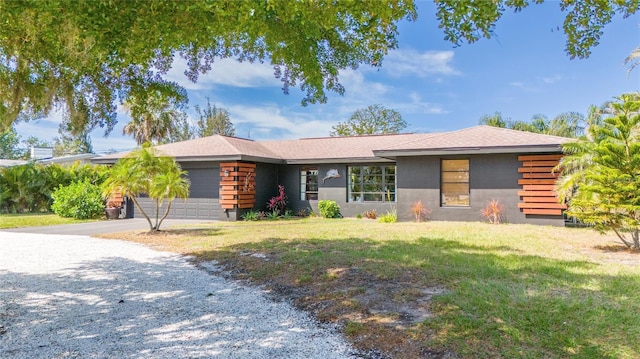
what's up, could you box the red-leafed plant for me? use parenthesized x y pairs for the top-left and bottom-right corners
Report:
(411, 200), (431, 222)
(267, 185), (288, 215)
(481, 199), (505, 224)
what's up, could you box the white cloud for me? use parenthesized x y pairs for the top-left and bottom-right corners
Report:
(390, 92), (447, 115)
(384, 49), (460, 78)
(329, 69), (391, 117)
(14, 106), (66, 143)
(228, 104), (334, 140)
(542, 75), (562, 84)
(165, 57), (281, 90)
(91, 135), (136, 153)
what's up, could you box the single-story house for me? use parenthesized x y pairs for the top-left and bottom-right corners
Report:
(0, 159), (28, 167)
(92, 125), (573, 226)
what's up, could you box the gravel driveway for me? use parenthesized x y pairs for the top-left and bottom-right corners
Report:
(0, 232), (357, 358)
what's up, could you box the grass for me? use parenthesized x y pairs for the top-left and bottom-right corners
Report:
(0, 213), (98, 228)
(97, 218), (640, 358)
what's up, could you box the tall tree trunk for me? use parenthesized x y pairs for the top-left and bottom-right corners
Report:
(129, 195), (154, 231)
(153, 200), (160, 231)
(156, 201), (173, 232)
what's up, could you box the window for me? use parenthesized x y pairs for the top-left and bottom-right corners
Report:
(348, 165), (396, 202)
(441, 159), (469, 206)
(300, 167), (318, 200)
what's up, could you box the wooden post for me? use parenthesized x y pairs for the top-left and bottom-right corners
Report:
(220, 162), (256, 210)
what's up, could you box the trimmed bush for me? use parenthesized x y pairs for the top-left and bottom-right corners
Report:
(51, 179), (105, 219)
(318, 200), (341, 218)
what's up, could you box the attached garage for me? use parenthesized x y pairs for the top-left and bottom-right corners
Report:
(134, 162), (222, 220)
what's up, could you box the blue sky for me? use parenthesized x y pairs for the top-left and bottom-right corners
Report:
(15, 1), (640, 153)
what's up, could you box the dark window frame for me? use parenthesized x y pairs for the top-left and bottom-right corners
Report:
(441, 159), (470, 207)
(348, 165), (396, 202)
(300, 167), (319, 200)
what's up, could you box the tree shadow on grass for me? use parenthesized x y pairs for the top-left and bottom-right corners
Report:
(191, 236), (640, 359)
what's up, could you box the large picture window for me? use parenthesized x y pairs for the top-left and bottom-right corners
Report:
(300, 167), (318, 200)
(348, 165), (396, 202)
(441, 159), (469, 206)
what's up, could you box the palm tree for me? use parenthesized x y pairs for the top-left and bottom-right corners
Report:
(122, 84), (188, 145)
(624, 47), (640, 76)
(102, 143), (190, 231)
(149, 162), (190, 230)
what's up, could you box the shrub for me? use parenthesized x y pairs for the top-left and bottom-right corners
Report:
(356, 213), (363, 219)
(267, 184), (287, 215)
(481, 199), (505, 224)
(51, 179), (105, 219)
(363, 209), (377, 219)
(296, 208), (311, 217)
(318, 200), (341, 218)
(241, 210), (261, 221)
(266, 210), (281, 220)
(411, 200), (431, 222)
(0, 162), (109, 214)
(377, 208), (397, 223)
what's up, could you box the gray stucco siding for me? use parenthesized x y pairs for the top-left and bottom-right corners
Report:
(310, 163), (398, 218)
(250, 163), (281, 213)
(395, 154), (564, 225)
(129, 155), (564, 225)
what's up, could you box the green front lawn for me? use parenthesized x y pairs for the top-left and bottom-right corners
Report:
(99, 218), (640, 358)
(0, 213), (98, 229)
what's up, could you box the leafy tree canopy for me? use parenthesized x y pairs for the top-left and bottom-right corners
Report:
(479, 111), (585, 138)
(53, 118), (93, 156)
(557, 93), (640, 250)
(195, 98), (235, 137)
(160, 112), (195, 145)
(435, 0), (638, 59)
(0, 126), (23, 159)
(0, 0), (416, 134)
(331, 104), (407, 136)
(0, 0), (636, 137)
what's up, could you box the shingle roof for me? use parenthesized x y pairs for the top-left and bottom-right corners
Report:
(92, 126), (571, 164)
(93, 135), (283, 163)
(260, 133), (431, 163)
(374, 126), (572, 156)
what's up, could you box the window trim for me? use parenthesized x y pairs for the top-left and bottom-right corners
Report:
(347, 165), (396, 203)
(441, 159), (470, 207)
(300, 167), (319, 201)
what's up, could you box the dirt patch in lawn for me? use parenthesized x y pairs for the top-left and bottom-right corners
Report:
(98, 229), (458, 358)
(198, 253), (455, 359)
(97, 222), (639, 358)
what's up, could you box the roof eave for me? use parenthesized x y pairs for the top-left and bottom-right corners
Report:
(373, 145), (564, 157)
(91, 154), (285, 165)
(285, 157), (395, 165)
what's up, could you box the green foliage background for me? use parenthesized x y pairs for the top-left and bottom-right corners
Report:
(0, 163), (108, 214)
